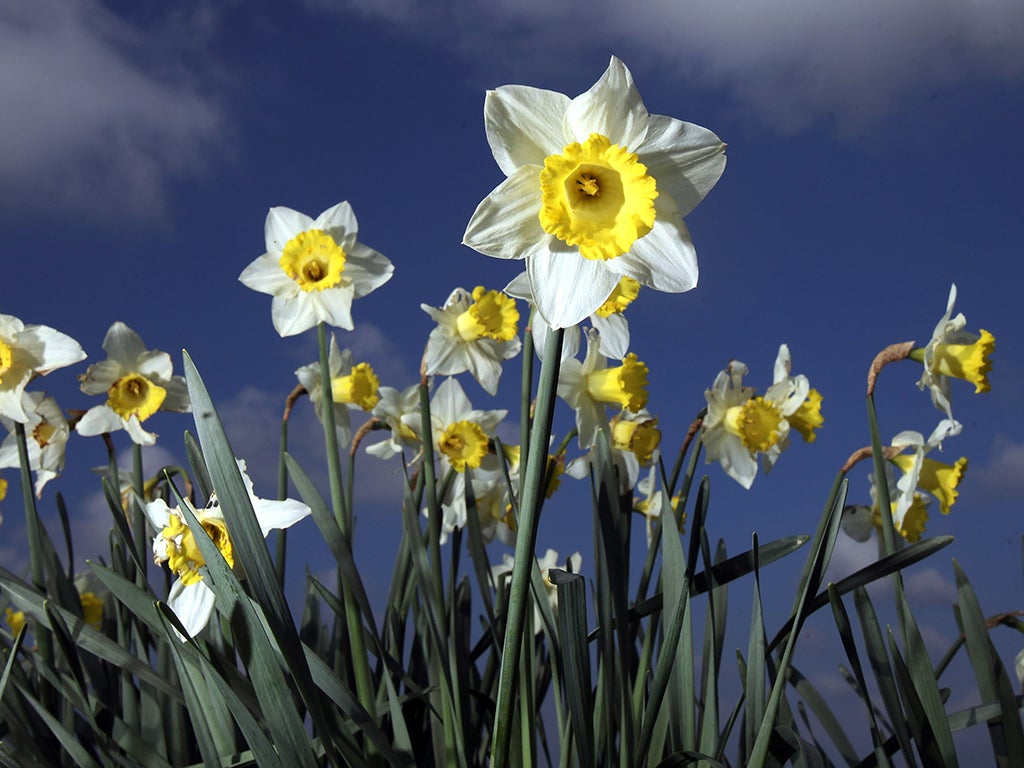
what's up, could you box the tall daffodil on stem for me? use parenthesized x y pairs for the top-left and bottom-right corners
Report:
(76, 322), (190, 446)
(463, 56), (726, 329)
(239, 202), (394, 336)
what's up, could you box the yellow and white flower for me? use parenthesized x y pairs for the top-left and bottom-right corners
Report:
(76, 322), (189, 446)
(0, 314), (85, 424)
(491, 548), (582, 634)
(239, 202), (394, 337)
(295, 333), (380, 448)
(890, 419), (966, 517)
(0, 392), (70, 496)
(366, 384), (421, 460)
(761, 344), (824, 470)
(145, 459), (310, 638)
(421, 285), (521, 395)
(464, 56), (725, 329)
(868, 468), (931, 544)
(916, 283), (994, 419)
(557, 328), (649, 449)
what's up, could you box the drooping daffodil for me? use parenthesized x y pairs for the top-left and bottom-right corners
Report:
(915, 283), (994, 420)
(295, 333), (380, 447)
(890, 419), (966, 517)
(76, 322), (190, 446)
(464, 56), (726, 329)
(239, 202), (394, 337)
(557, 328), (649, 449)
(145, 459), (311, 639)
(366, 383), (421, 460)
(0, 392), (70, 496)
(0, 314), (85, 424)
(421, 285), (521, 395)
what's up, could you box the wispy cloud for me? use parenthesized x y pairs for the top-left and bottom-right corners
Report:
(312, 0), (1024, 132)
(0, 0), (225, 220)
(972, 435), (1024, 494)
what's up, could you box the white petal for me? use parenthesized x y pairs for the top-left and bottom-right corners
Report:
(592, 313), (629, 360)
(124, 415), (158, 446)
(614, 206), (698, 293)
(254, 497), (311, 536)
(239, 254), (294, 296)
(102, 322), (147, 367)
(144, 498), (173, 531)
(310, 286), (356, 331)
(17, 325), (86, 375)
(79, 359), (123, 395)
(565, 56), (648, 149)
(641, 115), (727, 217)
(314, 201), (357, 244)
(431, 377), (472, 426)
(167, 579), (217, 639)
(135, 350), (174, 381)
(265, 207), (313, 254)
(841, 505), (875, 543)
(463, 167), (547, 261)
(270, 294), (321, 337)
(75, 405), (126, 437)
(344, 242), (394, 297)
(504, 271), (532, 300)
(484, 85), (571, 176)
(528, 246), (619, 329)
(773, 344), (792, 384)
(161, 378), (191, 413)
(0, 389), (30, 423)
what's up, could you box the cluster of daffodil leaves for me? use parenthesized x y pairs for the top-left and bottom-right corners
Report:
(0, 56), (995, 688)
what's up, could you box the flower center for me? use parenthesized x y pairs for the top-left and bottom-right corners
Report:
(932, 329), (994, 393)
(585, 353), (649, 411)
(788, 388), (824, 443)
(539, 133), (658, 261)
(279, 229), (346, 293)
(159, 514), (235, 587)
(595, 277), (641, 318)
(79, 592), (104, 629)
(611, 415), (661, 464)
(438, 419), (489, 472)
(455, 286), (519, 342)
(331, 362), (380, 411)
(32, 421), (57, 448)
(107, 373), (167, 422)
(723, 397), (783, 452)
(0, 339), (13, 383)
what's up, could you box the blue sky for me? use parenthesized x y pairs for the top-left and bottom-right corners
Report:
(2, 0), (1022, 751)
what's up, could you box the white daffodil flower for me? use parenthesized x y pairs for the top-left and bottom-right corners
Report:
(366, 384), (421, 460)
(421, 285), (521, 395)
(295, 333), (380, 448)
(917, 284), (994, 420)
(406, 377), (506, 474)
(76, 322), (190, 446)
(464, 56), (726, 329)
(0, 314), (85, 424)
(557, 328), (649, 449)
(868, 468), (931, 544)
(491, 548), (582, 634)
(145, 459), (310, 639)
(633, 467), (685, 547)
(890, 419), (966, 520)
(702, 348), (822, 489)
(239, 202), (394, 337)
(0, 392), (70, 496)
(506, 272), (634, 361)
(840, 505), (876, 543)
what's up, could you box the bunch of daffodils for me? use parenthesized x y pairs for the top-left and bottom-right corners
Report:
(701, 345), (823, 489)
(76, 322), (190, 445)
(239, 202), (393, 337)
(464, 56), (726, 329)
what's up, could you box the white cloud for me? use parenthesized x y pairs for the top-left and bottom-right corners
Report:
(973, 435), (1024, 493)
(904, 566), (955, 605)
(312, 0), (1024, 132)
(0, 0), (224, 219)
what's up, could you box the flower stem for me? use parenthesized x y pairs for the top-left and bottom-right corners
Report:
(490, 326), (564, 768)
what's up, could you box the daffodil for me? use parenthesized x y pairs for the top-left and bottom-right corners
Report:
(76, 322), (190, 446)
(464, 56), (725, 329)
(407, 377), (506, 474)
(916, 283), (994, 419)
(4, 607), (25, 636)
(491, 548), (582, 634)
(366, 384), (421, 460)
(890, 419), (966, 517)
(0, 314), (85, 424)
(239, 202), (394, 337)
(506, 271), (635, 361)
(145, 459), (310, 639)
(74, 573), (106, 630)
(558, 328), (649, 449)
(867, 468), (932, 544)
(634, 467), (685, 546)
(0, 392), (70, 496)
(421, 285), (521, 394)
(702, 348), (821, 489)
(295, 333), (380, 447)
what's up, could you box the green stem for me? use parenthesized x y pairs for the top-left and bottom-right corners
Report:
(131, 443), (147, 587)
(491, 326), (564, 768)
(520, 307), (536, 473)
(315, 323), (376, 728)
(275, 415), (289, 588)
